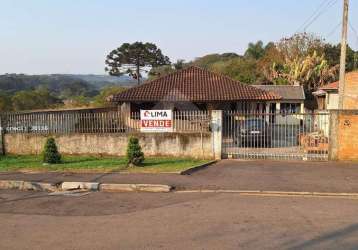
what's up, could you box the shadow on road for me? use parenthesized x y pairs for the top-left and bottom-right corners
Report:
(288, 224), (358, 250)
(0, 192), (50, 204)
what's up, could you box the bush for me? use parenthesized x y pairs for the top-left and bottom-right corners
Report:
(42, 137), (62, 164)
(126, 137), (144, 166)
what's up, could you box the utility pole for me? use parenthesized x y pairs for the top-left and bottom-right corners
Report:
(338, 0), (349, 109)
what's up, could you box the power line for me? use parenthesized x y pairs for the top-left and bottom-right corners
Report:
(325, 22), (342, 39)
(348, 21), (358, 69)
(349, 21), (358, 47)
(303, 0), (339, 32)
(296, 0), (330, 33)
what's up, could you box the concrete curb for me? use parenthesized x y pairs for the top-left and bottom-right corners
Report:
(180, 160), (218, 175)
(175, 189), (358, 198)
(0, 180), (57, 192)
(3, 179), (358, 197)
(99, 183), (172, 193)
(61, 182), (99, 191)
(0, 180), (172, 193)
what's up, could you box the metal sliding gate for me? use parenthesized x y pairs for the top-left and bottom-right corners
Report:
(222, 111), (330, 161)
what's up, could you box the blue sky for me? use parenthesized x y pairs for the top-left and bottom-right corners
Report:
(1, 0), (357, 74)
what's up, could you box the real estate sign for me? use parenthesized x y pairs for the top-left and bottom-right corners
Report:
(140, 110), (173, 132)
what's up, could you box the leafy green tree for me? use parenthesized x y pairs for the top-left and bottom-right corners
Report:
(148, 60), (188, 80)
(62, 95), (92, 108)
(42, 137), (62, 164)
(93, 86), (126, 107)
(257, 44), (286, 84)
(12, 89), (61, 111)
(148, 65), (175, 80)
(105, 42), (171, 85)
(276, 33), (325, 61)
(59, 81), (98, 99)
(126, 137), (144, 167)
(173, 59), (186, 70)
(0, 93), (12, 112)
(244, 41), (266, 60)
(281, 51), (338, 91)
(323, 43), (358, 71)
(210, 58), (259, 83)
(260, 33), (339, 91)
(191, 53), (239, 69)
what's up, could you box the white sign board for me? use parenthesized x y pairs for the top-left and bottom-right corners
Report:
(140, 110), (173, 132)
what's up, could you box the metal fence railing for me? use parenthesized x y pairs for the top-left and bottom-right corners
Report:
(0, 109), (211, 134)
(222, 111), (330, 161)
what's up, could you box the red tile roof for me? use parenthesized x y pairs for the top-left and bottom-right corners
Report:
(319, 71), (358, 91)
(320, 81), (339, 90)
(109, 66), (280, 102)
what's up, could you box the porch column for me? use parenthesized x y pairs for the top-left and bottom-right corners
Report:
(0, 116), (4, 155)
(211, 110), (222, 160)
(300, 103), (305, 113)
(265, 103), (270, 113)
(275, 102), (281, 113)
(265, 103), (270, 123)
(120, 102), (131, 127)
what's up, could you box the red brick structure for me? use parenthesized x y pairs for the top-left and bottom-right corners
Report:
(342, 71), (358, 109)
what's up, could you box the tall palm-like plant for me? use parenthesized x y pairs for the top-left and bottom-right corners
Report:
(276, 51), (338, 91)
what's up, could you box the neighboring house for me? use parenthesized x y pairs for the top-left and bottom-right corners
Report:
(313, 71), (358, 110)
(108, 66), (281, 112)
(313, 81), (339, 110)
(253, 85), (305, 114)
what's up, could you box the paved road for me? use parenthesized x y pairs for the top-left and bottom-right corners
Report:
(1, 190), (358, 250)
(2, 160), (358, 193)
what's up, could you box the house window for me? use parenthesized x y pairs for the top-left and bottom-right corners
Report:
(280, 103), (300, 114)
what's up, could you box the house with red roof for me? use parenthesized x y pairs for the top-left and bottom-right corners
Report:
(313, 71), (358, 110)
(108, 66), (284, 113)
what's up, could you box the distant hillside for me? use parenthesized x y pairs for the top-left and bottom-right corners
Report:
(0, 74), (98, 97)
(0, 73), (137, 112)
(0, 73), (139, 96)
(63, 74), (138, 89)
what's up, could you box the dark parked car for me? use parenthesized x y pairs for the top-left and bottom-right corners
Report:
(235, 118), (271, 147)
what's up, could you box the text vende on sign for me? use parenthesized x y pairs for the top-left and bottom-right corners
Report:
(140, 110), (173, 132)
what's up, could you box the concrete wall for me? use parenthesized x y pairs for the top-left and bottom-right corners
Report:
(329, 110), (358, 161)
(4, 132), (214, 159)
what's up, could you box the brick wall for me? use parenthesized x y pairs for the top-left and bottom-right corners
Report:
(330, 110), (358, 161)
(343, 71), (358, 109)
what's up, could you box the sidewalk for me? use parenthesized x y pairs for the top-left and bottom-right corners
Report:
(1, 160), (358, 193)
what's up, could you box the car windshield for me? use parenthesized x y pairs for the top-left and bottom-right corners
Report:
(241, 119), (266, 129)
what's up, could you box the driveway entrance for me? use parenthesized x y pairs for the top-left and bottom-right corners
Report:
(222, 111), (330, 161)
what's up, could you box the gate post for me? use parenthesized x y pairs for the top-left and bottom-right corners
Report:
(211, 110), (222, 160)
(328, 110), (339, 161)
(0, 115), (4, 155)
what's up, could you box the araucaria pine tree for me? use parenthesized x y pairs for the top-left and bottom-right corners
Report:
(42, 137), (62, 164)
(126, 137), (144, 167)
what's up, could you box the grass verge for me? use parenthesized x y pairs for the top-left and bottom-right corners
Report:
(0, 155), (209, 173)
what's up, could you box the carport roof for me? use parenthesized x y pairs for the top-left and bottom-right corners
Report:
(253, 85), (305, 101)
(108, 66), (281, 102)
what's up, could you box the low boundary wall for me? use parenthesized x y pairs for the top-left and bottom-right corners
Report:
(4, 133), (214, 159)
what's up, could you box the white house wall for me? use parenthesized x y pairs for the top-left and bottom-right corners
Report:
(327, 93), (339, 110)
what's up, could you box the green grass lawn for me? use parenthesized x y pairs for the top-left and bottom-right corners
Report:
(0, 155), (210, 173)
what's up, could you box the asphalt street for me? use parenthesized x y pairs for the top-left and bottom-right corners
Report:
(1, 189), (358, 250)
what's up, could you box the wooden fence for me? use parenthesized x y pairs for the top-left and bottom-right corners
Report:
(0, 108), (211, 134)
